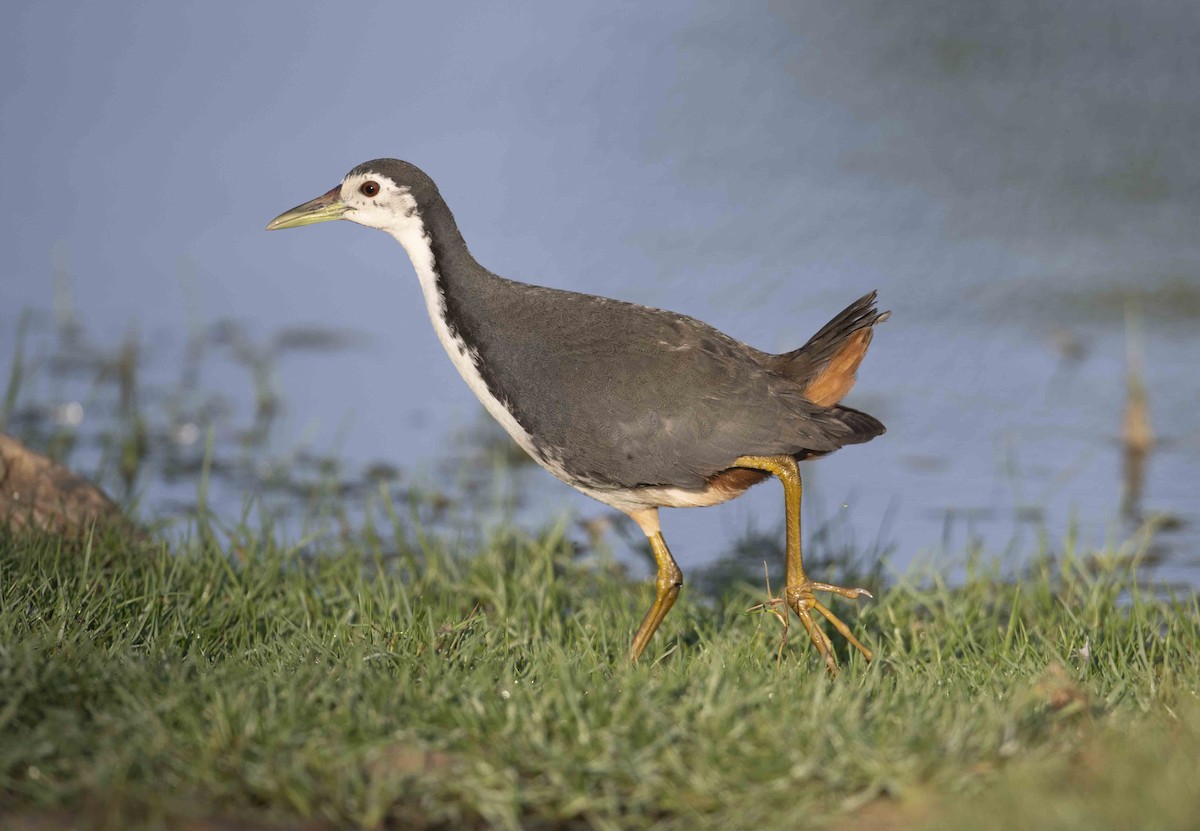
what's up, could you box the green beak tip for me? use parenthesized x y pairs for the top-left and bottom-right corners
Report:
(266, 186), (347, 230)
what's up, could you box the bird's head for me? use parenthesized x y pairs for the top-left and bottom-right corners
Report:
(267, 159), (439, 238)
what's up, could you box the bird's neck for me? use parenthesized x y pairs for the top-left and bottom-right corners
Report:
(384, 192), (478, 286)
(384, 190), (539, 455)
(385, 191), (492, 325)
(385, 192), (503, 382)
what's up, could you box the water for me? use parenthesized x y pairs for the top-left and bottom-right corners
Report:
(2, 1), (1197, 582)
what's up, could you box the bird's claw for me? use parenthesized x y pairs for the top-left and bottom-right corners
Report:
(786, 581), (873, 676)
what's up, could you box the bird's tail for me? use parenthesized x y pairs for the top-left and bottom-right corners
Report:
(772, 291), (889, 407)
(826, 403), (885, 446)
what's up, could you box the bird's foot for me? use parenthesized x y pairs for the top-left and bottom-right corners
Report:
(786, 580), (873, 676)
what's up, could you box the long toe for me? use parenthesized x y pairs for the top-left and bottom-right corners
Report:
(787, 580), (873, 672)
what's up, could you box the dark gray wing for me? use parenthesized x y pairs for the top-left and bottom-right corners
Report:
(450, 276), (866, 490)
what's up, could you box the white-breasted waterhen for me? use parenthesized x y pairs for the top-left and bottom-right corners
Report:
(268, 159), (888, 672)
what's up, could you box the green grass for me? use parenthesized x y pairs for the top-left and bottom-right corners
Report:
(1, 521), (1197, 830)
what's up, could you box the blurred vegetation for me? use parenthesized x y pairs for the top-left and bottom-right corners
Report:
(0, 295), (544, 560)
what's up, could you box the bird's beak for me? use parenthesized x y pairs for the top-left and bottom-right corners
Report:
(266, 186), (348, 230)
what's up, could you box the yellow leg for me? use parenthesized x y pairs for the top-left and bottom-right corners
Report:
(734, 454), (873, 674)
(627, 508), (683, 662)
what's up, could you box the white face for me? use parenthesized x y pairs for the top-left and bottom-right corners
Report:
(338, 172), (423, 236)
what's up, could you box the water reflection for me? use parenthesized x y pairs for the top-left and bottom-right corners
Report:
(1, 289), (1194, 587)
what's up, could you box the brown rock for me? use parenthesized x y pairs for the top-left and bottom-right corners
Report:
(0, 432), (125, 536)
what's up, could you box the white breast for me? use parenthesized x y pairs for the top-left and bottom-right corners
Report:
(383, 215), (572, 479)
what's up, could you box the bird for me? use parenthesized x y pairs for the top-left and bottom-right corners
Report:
(267, 159), (888, 672)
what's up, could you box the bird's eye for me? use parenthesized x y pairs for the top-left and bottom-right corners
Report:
(360, 181), (380, 197)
